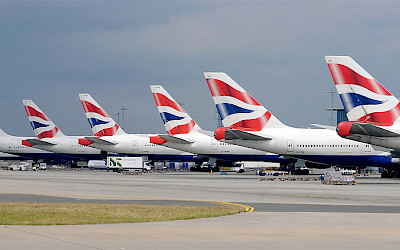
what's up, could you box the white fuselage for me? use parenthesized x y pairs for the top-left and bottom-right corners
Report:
(87, 134), (195, 157)
(162, 131), (274, 156)
(0, 135), (53, 156)
(33, 136), (101, 155)
(224, 127), (390, 164)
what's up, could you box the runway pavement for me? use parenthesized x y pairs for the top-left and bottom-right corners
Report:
(1, 170), (400, 249)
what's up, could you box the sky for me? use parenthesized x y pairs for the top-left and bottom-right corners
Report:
(1, 1), (400, 136)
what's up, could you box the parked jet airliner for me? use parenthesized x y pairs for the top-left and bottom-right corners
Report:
(0, 128), (81, 162)
(78, 93), (198, 162)
(205, 72), (398, 168)
(22, 100), (105, 161)
(325, 56), (400, 149)
(325, 56), (400, 177)
(149, 85), (295, 168)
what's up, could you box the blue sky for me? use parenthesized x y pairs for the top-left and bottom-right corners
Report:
(1, 1), (400, 136)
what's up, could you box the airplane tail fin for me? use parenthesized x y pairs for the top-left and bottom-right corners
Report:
(150, 85), (201, 135)
(204, 72), (286, 130)
(22, 100), (64, 138)
(0, 128), (10, 137)
(79, 93), (127, 136)
(325, 56), (400, 124)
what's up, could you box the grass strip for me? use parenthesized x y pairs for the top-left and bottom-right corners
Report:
(0, 202), (243, 225)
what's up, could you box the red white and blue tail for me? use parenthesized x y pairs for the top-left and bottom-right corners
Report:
(325, 56), (400, 124)
(204, 72), (286, 130)
(22, 100), (64, 138)
(150, 85), (201, 135)
(79, 93), (126, 136)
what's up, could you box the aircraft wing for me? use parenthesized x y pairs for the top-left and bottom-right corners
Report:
(350, 123), (400, 137)
(225, 129), (271, 141)
(85, 136), (117, 145)
(26, 139), (57, 146)
(158, 134), (194, 144)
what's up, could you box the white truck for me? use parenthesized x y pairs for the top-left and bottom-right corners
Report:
(107, 157), (151, 173)
(88, 160), (107, 170)
(235, 161), (280, 173)
(10, 161), (31, 171)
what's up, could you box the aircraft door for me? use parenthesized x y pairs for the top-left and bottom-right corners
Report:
(70, 141), (77, 151)
(132, 140), (139, 150)
(287, 140), (294, 153)
(211, 139), (218, 150)
(363, 144), (371, 155)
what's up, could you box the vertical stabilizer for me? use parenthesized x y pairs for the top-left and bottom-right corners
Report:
(22, 100), (64, 138)
(325, 56), (400, 124)
(204, 72), (286, 130)
(150, 85), (201, 135)
(79, 93), (127, 136)
(0, 128), (10, 137)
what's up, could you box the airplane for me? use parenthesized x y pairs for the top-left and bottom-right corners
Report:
(204, 72), (399, 169)
(325, 55), (400, 177)
(77, 93), (199, 164)
(148, 85), (296, 170)
(0, 128), (81, 163)
(0, 152), (22, 160)
(22, 100), (107, 163)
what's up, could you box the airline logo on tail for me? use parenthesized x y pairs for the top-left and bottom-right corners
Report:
(204, 72), (285, 130)
(325, 56), (400, 124)
(79, 93), (126, 137)
(150, 85), (199, 135)
(22, 100), (62, 138)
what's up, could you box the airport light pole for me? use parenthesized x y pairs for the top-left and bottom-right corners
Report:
(326, 90), (335, 126)
(119, 107), (127, 129)
(115, 112), (121, 125)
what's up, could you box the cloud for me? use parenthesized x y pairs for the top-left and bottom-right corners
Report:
(1, 1), (400, 135)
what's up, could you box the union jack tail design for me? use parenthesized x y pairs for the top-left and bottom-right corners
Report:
(325, 56), (400, 124)
(204, 72), (286, 130)
(150, 85), (201, 135)
(22, 100), (64, 138)
(79, 93), (126, 136)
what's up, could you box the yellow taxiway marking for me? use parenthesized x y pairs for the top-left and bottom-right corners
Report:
(216, 201), (254, 212)
(0, 193), (255, 212)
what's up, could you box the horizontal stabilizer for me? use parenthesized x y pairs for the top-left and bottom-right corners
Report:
(85, 136), (117, 145)
(310, 124), (336, 131)
(26, 139), (57, 146)
(225, 129), (271, 141)
(158, 134), (194, 144)
(351, 123), (400, 137)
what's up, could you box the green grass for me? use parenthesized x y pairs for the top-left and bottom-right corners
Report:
(0, 202), (243, 225)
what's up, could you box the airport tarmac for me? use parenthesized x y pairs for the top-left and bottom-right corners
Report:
(1, 170), (400, 249)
